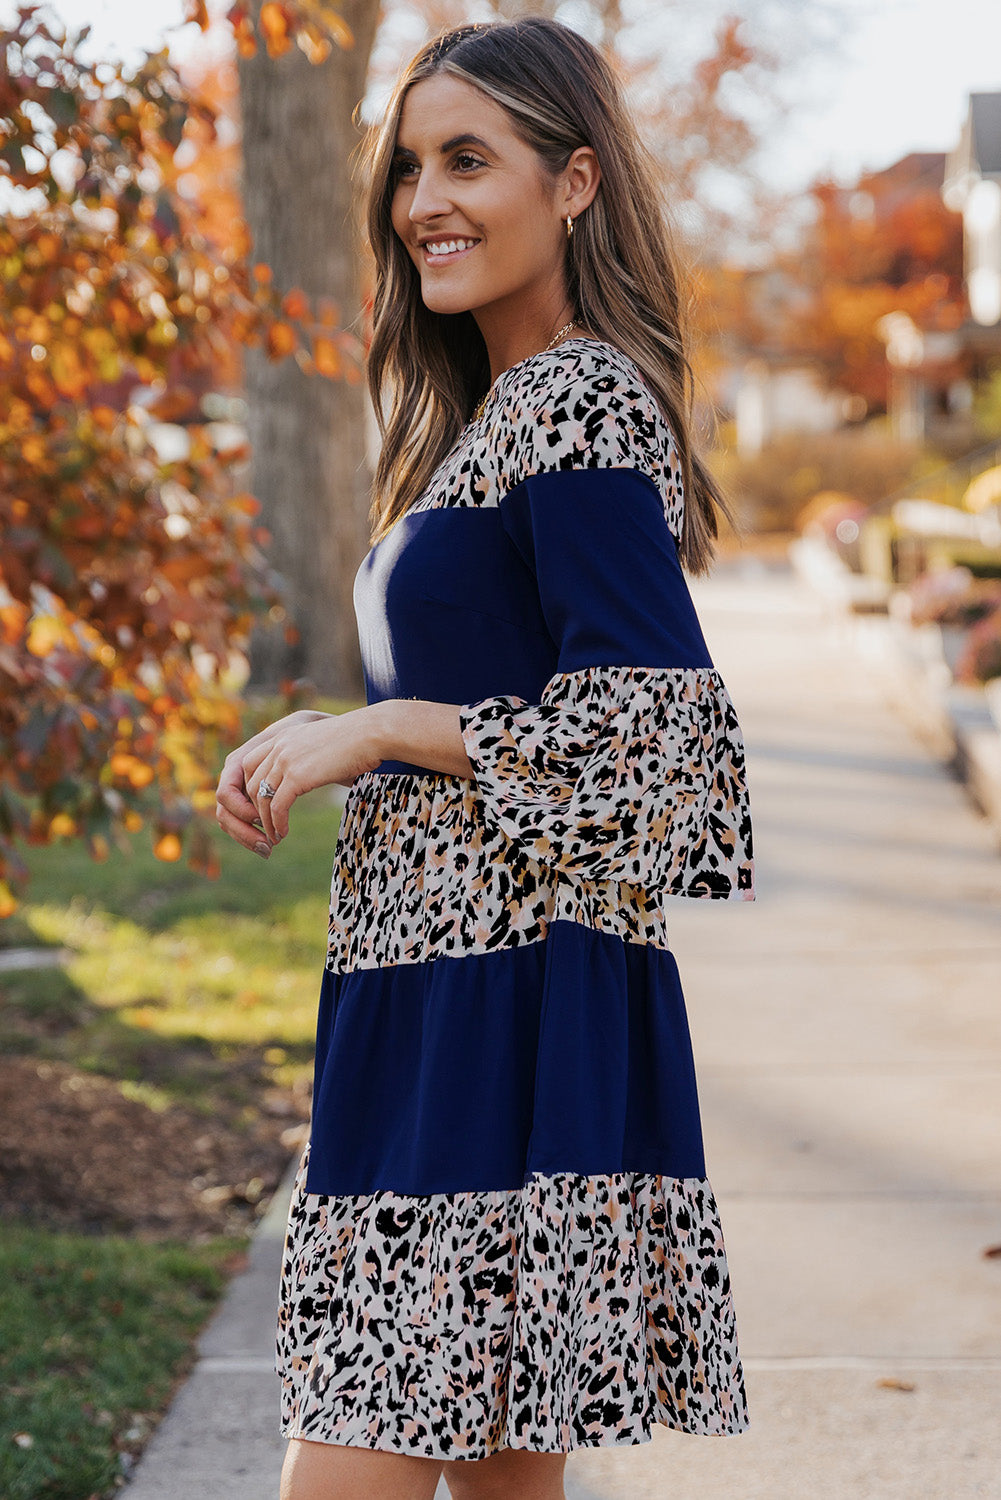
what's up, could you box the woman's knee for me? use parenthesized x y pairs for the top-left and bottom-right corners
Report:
(280, 1436), (445, 1500)
(442, 1447), (567, 1500)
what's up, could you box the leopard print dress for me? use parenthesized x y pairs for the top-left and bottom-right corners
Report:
(275, 336), (755, 1460)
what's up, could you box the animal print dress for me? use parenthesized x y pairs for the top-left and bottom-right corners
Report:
(275, 336), (755, 1460)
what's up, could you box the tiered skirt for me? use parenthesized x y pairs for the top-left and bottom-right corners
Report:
(274, 764), (749, 1458)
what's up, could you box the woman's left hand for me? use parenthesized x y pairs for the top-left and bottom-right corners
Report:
(242, 706), (387, 846)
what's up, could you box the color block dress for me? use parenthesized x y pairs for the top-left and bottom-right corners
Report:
(275, 335), (755, 1460)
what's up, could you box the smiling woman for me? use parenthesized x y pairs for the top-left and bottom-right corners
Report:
(213, 15), (755, 1500)
(387, 77), (602, 392)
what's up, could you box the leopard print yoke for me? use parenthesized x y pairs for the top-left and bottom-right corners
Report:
(276, 338), (755, 1459)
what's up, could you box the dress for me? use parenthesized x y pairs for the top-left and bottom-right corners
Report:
(275, 335), (755, 1460)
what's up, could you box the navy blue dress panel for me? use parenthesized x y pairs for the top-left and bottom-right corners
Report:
(497, 466), (714, 675)
(353, 507), (558, 774)
(304, 919), (707, 1197)
(353, 466), (713, 773)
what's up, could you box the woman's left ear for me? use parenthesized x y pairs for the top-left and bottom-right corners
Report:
(565, 145), (600, 216)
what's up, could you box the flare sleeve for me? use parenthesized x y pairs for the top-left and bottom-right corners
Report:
(457, 370), (754, 900)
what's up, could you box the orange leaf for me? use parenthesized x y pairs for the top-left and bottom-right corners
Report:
(300, 1), (354, 48)
(27, 618), (65, 658)
(260, 2), (291, 55)
(296, 29), (331, 65)
(266, 321), (297, 359)
(235, 19), (257, 57)
(154, 832), (183, 862)
(281, 287), (309, 320)
(313, 335), (342, 378)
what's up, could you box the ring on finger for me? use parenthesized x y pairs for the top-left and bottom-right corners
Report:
(258, 779), (277, 799)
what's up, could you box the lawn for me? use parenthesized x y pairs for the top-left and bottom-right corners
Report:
(0, 1227), (243, 1500)
(1, 786), (343, 1108)
(0, 771), (347, 1498)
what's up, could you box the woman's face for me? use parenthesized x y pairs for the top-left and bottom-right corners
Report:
(389, 73), (593, 334)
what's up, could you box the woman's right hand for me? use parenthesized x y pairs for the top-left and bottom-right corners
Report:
(215, 709), (330, 857)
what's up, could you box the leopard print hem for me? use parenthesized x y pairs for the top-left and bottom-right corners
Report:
(276, 1142), (749, 1458)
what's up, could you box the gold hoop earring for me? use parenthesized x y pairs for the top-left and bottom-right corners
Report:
(566, 214), (574, 238)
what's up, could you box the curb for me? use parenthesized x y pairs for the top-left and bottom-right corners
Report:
(122, 1149), (302, 1497)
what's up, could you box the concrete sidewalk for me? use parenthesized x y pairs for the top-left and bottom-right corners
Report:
(567, 557), (1001, 1500)
(126, 555), (1001, 1500)
(123, 1150), (297, 1497)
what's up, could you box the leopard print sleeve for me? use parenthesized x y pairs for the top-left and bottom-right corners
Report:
(458, 356), (754, 900)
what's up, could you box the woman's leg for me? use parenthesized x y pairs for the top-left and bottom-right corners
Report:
(441, 1448), (568, 1500)
(280, 1437), (445, 1500)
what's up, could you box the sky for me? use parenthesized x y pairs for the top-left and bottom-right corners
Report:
(10, 0), (1000, 192)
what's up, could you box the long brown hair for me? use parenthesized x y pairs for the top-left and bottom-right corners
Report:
(353, 15), (734, 575)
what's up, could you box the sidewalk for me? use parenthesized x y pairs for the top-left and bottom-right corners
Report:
(566, 555), (1001, 1500)
(123, 1151), (297, 1497)
(126, 553), (1001, 1500)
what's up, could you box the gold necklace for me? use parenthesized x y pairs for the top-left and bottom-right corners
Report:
(471, 320), (577, 424)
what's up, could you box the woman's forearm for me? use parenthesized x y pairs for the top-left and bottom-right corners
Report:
(372, 698), (476, 779)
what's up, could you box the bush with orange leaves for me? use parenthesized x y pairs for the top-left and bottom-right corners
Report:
(0, 3), (362, 910)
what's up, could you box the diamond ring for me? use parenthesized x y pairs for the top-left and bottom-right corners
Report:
(258, 780), (276, 799)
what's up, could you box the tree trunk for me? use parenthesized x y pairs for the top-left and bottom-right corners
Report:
(235, 0), (381, 698)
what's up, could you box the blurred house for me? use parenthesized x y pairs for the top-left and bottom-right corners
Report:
(878, 92), (1001, 448)
(859, 152), (971, 444)
(728, 354), (851, 456)
(866, 125), (1001, 444)
(716, 267), (857, 457)
(944, 91), (1001, 328)
(722, 153), (965, 453)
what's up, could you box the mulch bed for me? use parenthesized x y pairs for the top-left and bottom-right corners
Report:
(0, 1056), (310, 1241)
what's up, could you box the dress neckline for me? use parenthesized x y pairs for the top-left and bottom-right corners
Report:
(470, 335), (623, 426)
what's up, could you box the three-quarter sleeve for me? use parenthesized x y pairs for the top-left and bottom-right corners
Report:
(458, 365), (754, 900)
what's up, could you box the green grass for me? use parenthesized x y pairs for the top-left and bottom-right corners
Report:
(1, 786), (343, 1101)
(0, 766), (349, 1498)
(0, 1225), (244, 1500)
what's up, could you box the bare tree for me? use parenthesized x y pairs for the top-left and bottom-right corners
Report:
(236, 0), (381, 697)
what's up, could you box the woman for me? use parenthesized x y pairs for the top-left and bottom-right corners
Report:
(215, 15), (755, 1500)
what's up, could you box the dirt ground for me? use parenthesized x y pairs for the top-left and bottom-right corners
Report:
(0, 1055), (310, 1241)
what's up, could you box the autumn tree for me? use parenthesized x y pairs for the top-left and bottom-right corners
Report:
(0, 3), (360, 904)
(777, 153), (967, 413)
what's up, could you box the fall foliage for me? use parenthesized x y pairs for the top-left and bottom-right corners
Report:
(777, 154), (966, 412)
(0, 2), (361, 907)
